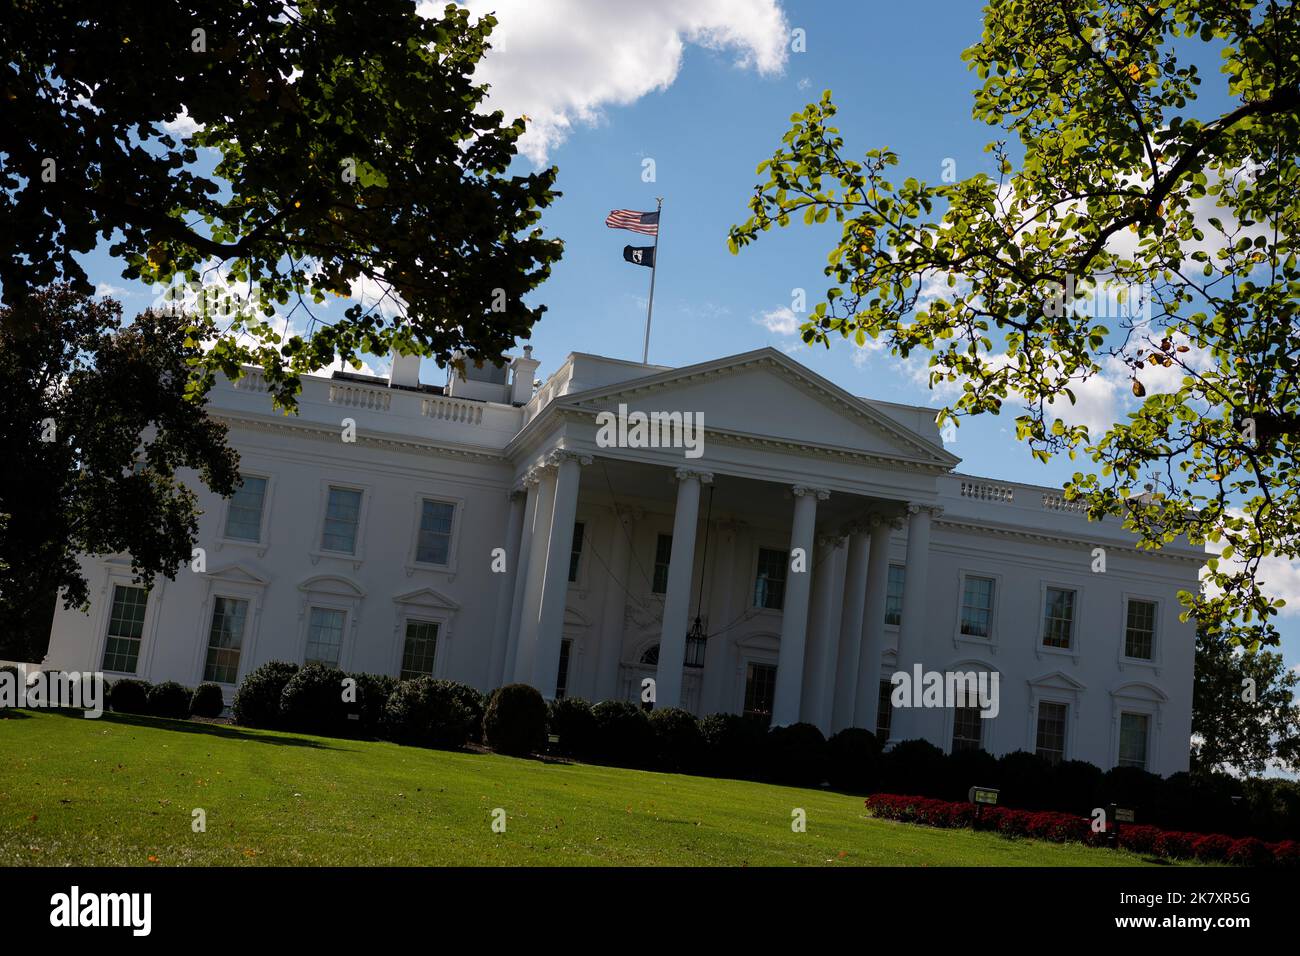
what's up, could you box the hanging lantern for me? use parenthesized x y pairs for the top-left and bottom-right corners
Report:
(684, 615), (707, 668)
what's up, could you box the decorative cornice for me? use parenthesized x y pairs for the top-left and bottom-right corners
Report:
(934, 515), (1207, 565)
(547, 448), (593, 468)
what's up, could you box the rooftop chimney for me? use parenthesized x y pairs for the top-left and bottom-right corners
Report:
(509, 346), (540, 405)
(389, 351), (421, 389)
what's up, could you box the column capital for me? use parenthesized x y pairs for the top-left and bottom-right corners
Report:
(674, 467), (714, 484)
(868, 511), (905, 530)
(548, 448), (593, 468)
(520, 468), (543, 488)
(793, 485), (831, 500)
(817, 532), (846, 551)
(906, 502), (943, 519)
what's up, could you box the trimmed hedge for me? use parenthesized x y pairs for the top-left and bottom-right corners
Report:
(438, 681), (485, 744)
(866, 793), (1300, 867)
(108, 678), (151, 715)
(280, 663), (352, 736)
(483, 684), (547, 756)
(699, 712), (766, 779)
(351, 672), (398, 737)
(590, 700), (654, 767)
(648, 706), (705, 773)
(232, 661), (299, 729)
(547, 696), (598, 758)
(146, 681), (191, 719)
(764, 722), (828, 787)
(382, 677), (473, 749)
(189, 683), (226, 718)
(826, 727), (882, 793)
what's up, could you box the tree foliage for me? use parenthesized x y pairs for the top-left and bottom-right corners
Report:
(1192, 626), (1300, 775)
(0, 286), (238, 655)
(729, 0), (1300, 647)
(0, 0), (562, 407)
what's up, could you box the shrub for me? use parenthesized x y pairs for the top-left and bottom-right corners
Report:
(699, 713), (766, 779)
(146, 681), (192, 719)
(1226, 837), (1274, 867)
(108, 678), (151, 715)
(1046, 760), (1104, 814)
(350, 672), (398, 737)
(882, 738), (947, 795)
(1153, 830), (1197, 860)
(1192, 833), (1235, 863)
(647, 707), (705, 773)
(438, 681), (485, 743)
(280, 663), (352, 736)
(1101, 765), (1167, 819)
(590, 700), (655, 767)
(1271, 840), (1300, 868)
(382, 677), (472, 749)
(232, 661), (299, 729)
(1119, 824), (1163, 855)
(189, 683), (226, 718)
(826, 727), (882, 793)
(939, 746), (1000, 802)
(483, 684), (548, 756)
(547, 697), (598, 758)
(763, 722), (828, 787)
(996, 750), (1052, 809)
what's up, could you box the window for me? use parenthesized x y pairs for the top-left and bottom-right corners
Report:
(1041, 587), (1076, 649)
(743, 662), (777, 724)
(753, 548), (788, 610)
(1124, 599), (1157, 660)
(884, 564), (906, 626)
(651, 534), (672, 594)
(399, 619), (438, 680)
(101, 585), (147, 673)
(952, 705), (983, 752)
(876, 679), (894, 743)
(321, 487), (362, 554)
(568, 522), (584, 583)
(959, 575), (995, 638)
(224, 475), (268, 542)
(1118, 712), (1150, 770)
(204, 597), (248, 684)
(415, 499), (455, 565)
(305, 607), (346, 667)
(555, 639), (573, 699)
(1035, 701), (1068, 765)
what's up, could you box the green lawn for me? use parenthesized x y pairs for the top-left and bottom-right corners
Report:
(0, 709), (1177, 866)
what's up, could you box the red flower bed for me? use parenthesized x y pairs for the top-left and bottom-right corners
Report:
(865, 793), (1298, 866)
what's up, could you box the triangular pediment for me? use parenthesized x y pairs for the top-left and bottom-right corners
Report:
(561, 348), (958, 467)
(392, 586), (460, 612)
(1028, 670), (1087, 692)
(206, 563), (269, 586)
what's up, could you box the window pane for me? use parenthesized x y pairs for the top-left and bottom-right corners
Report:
(555, 639), (572, 699)
(1035, 701), (1068, 765)
(743, 662), (777, 725)
(1118, 712), (1150, 769)
(102, 585), (147, 673)
(1041, 587), (1075, 648)
(415, 499), (455, 565)
(1124, 599), (1156, 660)
(224, 475), (267, 542)
(952, 705), (983, 752)
(753, 548), (788, 610)
(876, 679), (893, 743)
(321, 488), (362, 554)
(306, 607), (345, 666)
(652, 534), (672, 594)
(400, 619), (438, 680)
(204, 596), (248, 684)
(567, 522), (584, 583)
(960, 576), (995, 638)
(885, 565), (906, 626)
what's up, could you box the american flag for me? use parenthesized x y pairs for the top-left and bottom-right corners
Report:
(605, 208), (659, 236)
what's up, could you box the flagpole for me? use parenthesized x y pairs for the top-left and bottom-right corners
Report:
(641, 197), (663, 364)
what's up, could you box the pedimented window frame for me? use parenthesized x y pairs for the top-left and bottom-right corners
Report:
(390, 586), (461, 679)
(297, 574), (365, 671)
(188, 563), (269, 689)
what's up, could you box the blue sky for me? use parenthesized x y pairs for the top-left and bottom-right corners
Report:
(78, 0), (1299, 677)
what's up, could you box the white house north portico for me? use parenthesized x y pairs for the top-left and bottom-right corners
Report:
(45, 346), (1205, 775)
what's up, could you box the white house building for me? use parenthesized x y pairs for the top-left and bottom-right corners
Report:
(45, 346), (1204, 775)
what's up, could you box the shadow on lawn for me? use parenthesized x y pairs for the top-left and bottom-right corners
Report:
(42, 708), (346, 750)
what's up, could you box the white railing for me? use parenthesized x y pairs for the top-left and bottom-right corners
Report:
(422, 396), (484, 425)
(1042, 493), (1088, 514)
(328, 383), (391, 411)
(960, 480), (1015, 503)
(232, 368), (268, 392)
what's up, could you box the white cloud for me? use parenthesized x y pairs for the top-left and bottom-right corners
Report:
(161, 107), (201, 139)
(443, 0), (790, 163)
(754, 305), (799, 335)
(94, 282), (130, 298)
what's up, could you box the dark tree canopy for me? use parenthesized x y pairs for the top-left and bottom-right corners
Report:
(0, 286), (238, 657)
(0, 0), (562, 407)
(729, 0), (1300, 648)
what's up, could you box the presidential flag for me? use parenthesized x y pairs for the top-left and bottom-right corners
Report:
(605, 208), (660, 236)
(623, 245), (655, 268)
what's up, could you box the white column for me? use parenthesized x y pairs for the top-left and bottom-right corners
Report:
(699, 519), (742, 715)
(532, 450), (590, 696)
(488, 487), (527, 687)
(771, 485), (827, 727)
(801, 532), (845, 732)
(854, 513), (898, 730)
(831, 525), (871, 732)
(887, 503), (939, 744)
(592, 505), (638, 702)
(503, 472), (541, 684)
(512, 467), (557, 684)
(656, 468), (712, 709)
